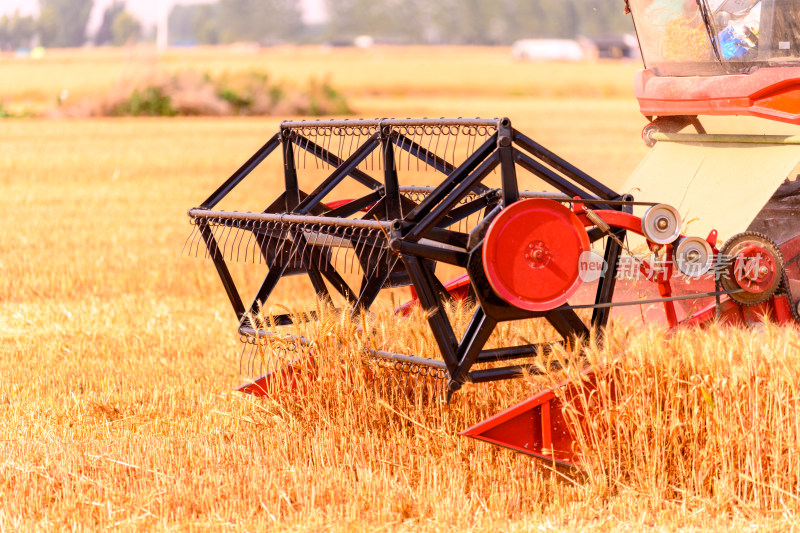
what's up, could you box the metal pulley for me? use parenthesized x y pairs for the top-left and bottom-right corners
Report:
(641, 203), (681, 245)
(482, 199), (590, 312)
(674, 236), (714, 277)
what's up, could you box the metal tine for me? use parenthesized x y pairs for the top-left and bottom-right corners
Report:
(350, 228), (363, 276)
(237, 221), (252, 263)
(220, 221), (236, 259)
(341, 226), (354, 275)
(251, 222), (263, 265)
(209, 221), (226, 260)
(312, 225), (326, 272)
(335, 127), (343, 167)
(265, 221), (282, 267)
(197, 221), (212, 258)
(345, 227), (357, 275)
(322, 224), (340, 273)
(359, 229), (377, 278)
(192, 220), (209, 259)
(433, 126), (443, 172)
(187, 225), (199, 258)
(407, 126), (416, 172)
(266, 221), (282, 266)
(464, 126), (474, 163)
(332, 226), (346, 273)
(402, 127), (410, 172)
(347, 129), (356, 168)
(288, 223), (306, 268)
(182, 222), (199, 257)
(189, 223), (203, 259)
(424, 128), (434, 171)
(239, 342), (249, 376)
(408, 126), (416, 172)
(402, 127), (409, 172)
(229, 222), (244, 261)
(225, 220), (239, 262)
(247, 341), (258, 377)
(220, 221), (237, 261)
(230, 220), (245, 262)
(350, 228), (365, 276)
(356, 130), (364, 171)
(357, 228), (373, 277)
(412, 126), (420, 171)
(244, 222), (257, 264)
(419, 127), (427, 172)
(397, 126), (407, 172)
(452, 125), (461, 170)
(317, 126), (324, 170)
(259, 222), (273, 267)
(281, 223), (298, 269)
(312, 129), (319, 170)
(298, 224), (314, 268)
(442, 125), (453, 172)
(202, 220), (217, 260)
(323, 128), (332, 171)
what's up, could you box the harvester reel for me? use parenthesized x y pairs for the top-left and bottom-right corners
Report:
(719, 232), (784, 306)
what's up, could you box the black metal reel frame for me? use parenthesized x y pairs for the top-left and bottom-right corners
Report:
(188, 117), (630, 396)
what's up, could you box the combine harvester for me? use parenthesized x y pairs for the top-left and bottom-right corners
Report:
(187, 0), (800, 467)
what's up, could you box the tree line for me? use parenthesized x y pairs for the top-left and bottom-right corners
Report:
(172, 0), (633, 46)
(0, 0), (140, 50)
(1, 0), (634, 51)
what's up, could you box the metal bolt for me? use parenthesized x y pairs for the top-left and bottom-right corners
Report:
(687, 250), (701, 262)
(656, 217), (669, 231)
(759, 265), (770, 277)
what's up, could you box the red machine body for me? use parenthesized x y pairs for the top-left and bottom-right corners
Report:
(635, 66), (800, 124)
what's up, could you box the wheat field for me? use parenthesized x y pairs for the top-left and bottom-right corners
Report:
(1, 47), (799, 531)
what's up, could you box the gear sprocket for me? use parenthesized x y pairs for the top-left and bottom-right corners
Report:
(718, 232), (785, 306)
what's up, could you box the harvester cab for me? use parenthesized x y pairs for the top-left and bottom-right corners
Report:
(628, 0), (800, 123)
(188, 1), (800, 467)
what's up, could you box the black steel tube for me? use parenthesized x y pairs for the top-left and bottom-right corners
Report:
(467, 365), (536, 383)
(406, 134), (498, 224)
(281, 118), (502, 129)
(323, 190), (384, 218)
(201, 133), (281, 209)
(514, 131), (618, 200)
(188, 209), (394, 230)
(476, 343), (559, 363)
(407, 151), (499, 240)
(199, 223), (246, 320)
(238, 327), (312, 346)
(514, 151), (595, 200)
(390, 239), (468, 267)
(368, 349), (448, 370)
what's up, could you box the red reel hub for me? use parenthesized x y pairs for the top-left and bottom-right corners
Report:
(482, 199), (590, 312)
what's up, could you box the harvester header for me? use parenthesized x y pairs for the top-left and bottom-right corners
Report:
(189, 2), (800, 466)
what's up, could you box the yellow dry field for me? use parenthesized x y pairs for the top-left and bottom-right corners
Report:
(2, 47), (800, 531)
